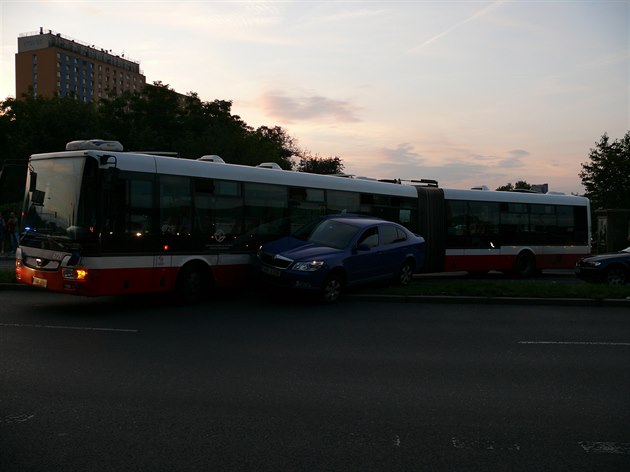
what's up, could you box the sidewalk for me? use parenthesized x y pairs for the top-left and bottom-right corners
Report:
(0, 254), (15, 270)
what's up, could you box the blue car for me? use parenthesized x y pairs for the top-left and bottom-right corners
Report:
(257, 216), (426, 303)
(575, 246), (630, 285)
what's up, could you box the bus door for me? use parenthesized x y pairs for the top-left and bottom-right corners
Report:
(154, 253), (173, 292)
(444, 199), (501, 272)
(101, 171), (161, 294)
(465, 201), (501, 271)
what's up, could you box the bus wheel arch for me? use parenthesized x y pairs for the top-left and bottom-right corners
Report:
(513, 250), (536, 278)
(175, 260), (213, 304)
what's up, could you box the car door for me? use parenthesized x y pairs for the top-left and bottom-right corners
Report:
(379, 224), (408, 277)
(344, 225), (382, 284)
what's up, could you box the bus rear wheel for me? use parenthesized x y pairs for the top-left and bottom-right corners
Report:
(513, 251), (536, 278)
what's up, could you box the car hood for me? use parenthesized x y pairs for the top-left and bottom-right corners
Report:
(582, 251), (630, 262)
(262, 236), (344, 261)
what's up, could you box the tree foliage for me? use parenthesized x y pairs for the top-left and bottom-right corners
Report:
(0, 82), (306, 172)
(495, 180), (531, 192)
(295, 152), (345, 175)
(579, 132), (630, 209)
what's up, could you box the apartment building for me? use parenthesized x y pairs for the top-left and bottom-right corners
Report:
(15, 28), (146, 102)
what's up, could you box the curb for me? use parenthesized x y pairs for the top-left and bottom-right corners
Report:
(348, 294), (630, 307)
(1, 280), (628, 307)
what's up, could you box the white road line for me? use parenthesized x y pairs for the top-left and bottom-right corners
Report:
(579, 441), (630, 455)
(518, 341), (630, 346)
(452, 437), (629, 455)
(1, 413), (35, 425)
(451, 437), (520, 451)
(0, 322), (138, 333)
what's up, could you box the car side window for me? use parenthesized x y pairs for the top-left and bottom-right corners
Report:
(357, 227), (379, 248)
(381, 225), (409, 245)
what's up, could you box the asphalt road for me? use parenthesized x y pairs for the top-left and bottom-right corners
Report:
(1, 291), (629, 472)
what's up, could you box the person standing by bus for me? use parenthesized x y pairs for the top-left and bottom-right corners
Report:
(6, 211), (19, 254)
(0, 211), (6, 255)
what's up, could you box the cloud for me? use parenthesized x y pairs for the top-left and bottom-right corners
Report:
(357, 144), (531, 189)
(498, 149), (530, 168)
(258, 91), (361, 123)
(380, 143), (425, 165)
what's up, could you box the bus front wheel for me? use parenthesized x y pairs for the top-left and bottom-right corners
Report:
(175, 263), (210, 304)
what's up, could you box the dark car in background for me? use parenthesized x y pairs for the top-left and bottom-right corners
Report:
(257, 216), (425, 303)
(575, 246), (630, 285)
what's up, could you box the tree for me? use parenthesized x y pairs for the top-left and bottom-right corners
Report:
(496, 180), (531, 192)
(296, 152), (345, 175)
(0, 83), (308, 183)
(579, 132), (630, 209)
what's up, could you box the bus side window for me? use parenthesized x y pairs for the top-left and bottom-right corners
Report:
(445, 200), (468, 248)
(103, 174), (156, 253)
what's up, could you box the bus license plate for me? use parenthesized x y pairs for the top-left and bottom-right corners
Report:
(32, 276), (48, 288)
(262, 266), (281, 277)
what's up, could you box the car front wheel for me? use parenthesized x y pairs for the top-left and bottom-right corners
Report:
(605, 266), (628, 285)
(321, 272), (344, 303)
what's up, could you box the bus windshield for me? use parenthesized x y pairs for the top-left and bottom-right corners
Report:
(21, 156), (98, 250)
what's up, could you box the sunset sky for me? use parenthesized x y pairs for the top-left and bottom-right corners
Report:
(1, 0), (628, 194)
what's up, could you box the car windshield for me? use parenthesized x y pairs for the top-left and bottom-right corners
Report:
(303, 220), (359, 249)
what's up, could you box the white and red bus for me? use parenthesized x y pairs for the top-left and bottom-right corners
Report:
(16, 140), (590, 300)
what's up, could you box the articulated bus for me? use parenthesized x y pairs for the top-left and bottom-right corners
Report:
(16, 140), (590, 300)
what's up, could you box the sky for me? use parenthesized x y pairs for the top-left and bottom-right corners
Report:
(1, 1), (628, 195)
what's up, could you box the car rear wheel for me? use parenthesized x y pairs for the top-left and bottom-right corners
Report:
(605, 266), (628, 285)
(321, 272), (344, 304)
(397, 260), (414, 285)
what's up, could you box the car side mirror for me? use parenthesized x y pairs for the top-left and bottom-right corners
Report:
(357, 243), (371, 252)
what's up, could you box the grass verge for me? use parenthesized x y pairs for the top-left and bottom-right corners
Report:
(373, 279), (630, 299)
(0, 269), (15, 284)
(1, 267), (628, 300)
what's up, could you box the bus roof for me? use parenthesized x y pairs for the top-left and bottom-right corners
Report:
(30, 149), (420, 198)
(443, 187), (588, 206)
(30, 147), (589, 206)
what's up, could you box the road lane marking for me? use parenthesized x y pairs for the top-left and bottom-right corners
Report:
(518, 341), (630, 346)
(1, 413), (35, 425)
(579, 441), (630, 455)
(451, 437), (520, 451)
(0, 323), (138, 333)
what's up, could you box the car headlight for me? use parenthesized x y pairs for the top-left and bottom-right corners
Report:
(292, 261), (325, 271)
(588, 261), (602, 267)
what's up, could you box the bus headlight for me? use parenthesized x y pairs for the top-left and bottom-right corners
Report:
(63, 268), (88, 280)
